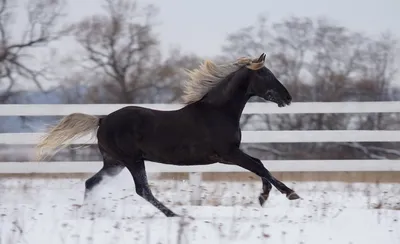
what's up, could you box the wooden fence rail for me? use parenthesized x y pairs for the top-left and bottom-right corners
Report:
(1, 102), (399, 204)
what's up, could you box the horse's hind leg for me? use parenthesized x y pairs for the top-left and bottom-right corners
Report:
(84, 151), (125, 199)
(125, 159), (179, 217)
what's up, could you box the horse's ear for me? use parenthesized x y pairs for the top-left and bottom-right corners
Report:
(247, 53), (266, 70)
(255, 53), (266, 63)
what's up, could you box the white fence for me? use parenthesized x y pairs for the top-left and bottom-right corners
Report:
(1, 102), (400, 204)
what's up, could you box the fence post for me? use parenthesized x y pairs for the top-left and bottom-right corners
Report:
(189, 172), (202, 205)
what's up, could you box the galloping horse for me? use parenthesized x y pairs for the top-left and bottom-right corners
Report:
(36, 53), (299, 217)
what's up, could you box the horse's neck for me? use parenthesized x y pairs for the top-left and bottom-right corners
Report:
(201, 75), (250, 123)
(222, 84), (250, 122)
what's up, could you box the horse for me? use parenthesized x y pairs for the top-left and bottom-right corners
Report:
(36, 53), (299, 217)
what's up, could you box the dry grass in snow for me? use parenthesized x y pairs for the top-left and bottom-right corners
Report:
(0, 171), (399, 244)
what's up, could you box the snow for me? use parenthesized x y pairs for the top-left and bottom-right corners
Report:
(0, 171), (399, 244)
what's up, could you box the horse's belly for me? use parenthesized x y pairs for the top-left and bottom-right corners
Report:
(141, 143), (216, 165)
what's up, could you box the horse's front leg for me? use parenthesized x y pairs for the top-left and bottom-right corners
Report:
(221, 148), (300, 204)
(248, 156), (273, 206)
(258, 174), (272, 206)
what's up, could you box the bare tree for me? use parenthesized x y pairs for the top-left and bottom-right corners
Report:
(68, 0), (203, 104)
(70, 0), (162, 103)
(0, 0), (68, 103)
(151, 48), (201, 103)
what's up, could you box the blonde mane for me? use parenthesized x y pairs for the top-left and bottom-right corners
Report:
(181, 56), (265, 104)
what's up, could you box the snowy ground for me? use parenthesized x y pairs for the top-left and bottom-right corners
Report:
(0, 170), (399, 244)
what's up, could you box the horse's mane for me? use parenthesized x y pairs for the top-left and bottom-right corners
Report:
(181, 56), (265, 104)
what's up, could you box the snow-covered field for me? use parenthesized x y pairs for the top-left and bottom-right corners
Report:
(1, 170), (399, 244)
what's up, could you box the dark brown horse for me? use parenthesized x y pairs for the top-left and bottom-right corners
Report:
(36, 53), (299, 217)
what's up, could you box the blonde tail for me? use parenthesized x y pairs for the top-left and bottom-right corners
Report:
(36, 113), (100, 161)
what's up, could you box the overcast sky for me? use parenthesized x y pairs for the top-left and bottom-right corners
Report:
(11, 0), (399, 90)
(71, 0), (400, 57)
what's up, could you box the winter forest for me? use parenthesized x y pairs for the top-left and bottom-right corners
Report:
(0, 0), (399, 163)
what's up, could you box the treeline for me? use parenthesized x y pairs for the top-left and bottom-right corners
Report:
(222, 16), (400, 160)
(0, 0), (399, 161)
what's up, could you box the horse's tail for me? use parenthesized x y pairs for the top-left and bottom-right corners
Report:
(36, 113), (100, 161)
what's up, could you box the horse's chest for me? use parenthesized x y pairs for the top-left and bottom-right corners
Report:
(233, 128), (241, 142)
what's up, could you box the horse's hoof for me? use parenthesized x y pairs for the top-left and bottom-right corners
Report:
(286, 192), (300, 200)
(258, 193), (269, 206)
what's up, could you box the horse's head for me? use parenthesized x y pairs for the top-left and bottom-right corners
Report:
(181, 53), (292, 107)
(239, 53), (292, 107)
